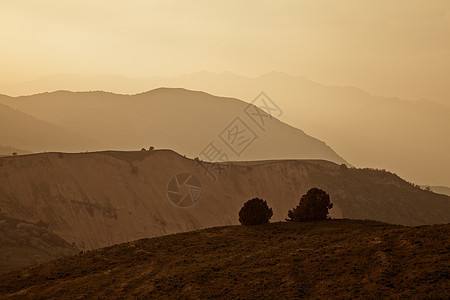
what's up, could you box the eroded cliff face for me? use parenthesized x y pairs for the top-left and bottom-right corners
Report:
(0, 150), (448, 250)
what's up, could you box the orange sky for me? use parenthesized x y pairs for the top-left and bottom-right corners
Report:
(1, 0), (449, 104)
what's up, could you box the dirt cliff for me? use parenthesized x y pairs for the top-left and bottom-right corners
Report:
(0, 150), (448, 251)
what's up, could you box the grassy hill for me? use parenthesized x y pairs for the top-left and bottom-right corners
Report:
(0, 213), (78, 274)
(0, 220), (448, 298)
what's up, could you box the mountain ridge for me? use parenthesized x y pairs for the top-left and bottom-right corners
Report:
(0, 102), (95, 152)
(1, 72), (448, 186)
(0, 88), (348, 165)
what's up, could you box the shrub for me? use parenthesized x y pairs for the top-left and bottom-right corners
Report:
(239, 198), (273, 226)
(286, 188), (333, 222)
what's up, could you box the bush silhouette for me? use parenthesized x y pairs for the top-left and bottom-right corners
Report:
(286, 188), (333, 222)
(239, 198), (273, 226)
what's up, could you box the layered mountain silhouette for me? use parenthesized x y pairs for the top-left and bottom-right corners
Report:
(0, 88), (347, 164)
(0, 100), (93, 152)
(0, 150), (448, 255)
(3, 72), (448, 186)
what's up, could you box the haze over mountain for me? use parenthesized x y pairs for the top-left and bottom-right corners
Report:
(0, 100), (94, 152)
(0, 88), (347, 165)
(1, 1), (449, 298)
(1, 72), (448, 186)
(2, 1), (449, 105)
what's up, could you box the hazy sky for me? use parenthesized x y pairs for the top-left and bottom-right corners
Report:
(1, 0), (449, 104)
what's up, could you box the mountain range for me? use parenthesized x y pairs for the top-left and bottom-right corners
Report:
(1, 72), (448, 186)
(0, 88), (346, 165)
(0, 99), (93, 152)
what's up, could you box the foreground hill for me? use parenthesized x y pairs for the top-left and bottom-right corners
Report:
(0, 213), (78, 273)
(0, 220), (448, 299)
(0, 88), (347, 164)
(0, 150), (448, 253)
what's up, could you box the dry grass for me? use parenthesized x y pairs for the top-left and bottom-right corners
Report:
(0, 219), (448, 299)
(0, 214), (78, 274)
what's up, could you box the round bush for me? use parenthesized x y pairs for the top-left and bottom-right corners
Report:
(239, 198), (273, 226)
(286, 188), (333, 222)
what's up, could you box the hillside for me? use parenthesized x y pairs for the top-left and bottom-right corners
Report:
(0, 88), (347, 165)
(0, 220), (448, 299)
(0, 101), (94, 152)
(0, 213), (78, 273)
(0, 150), (448, 253)
(1, 72), (449, 186)
(162, 71), (450, 187)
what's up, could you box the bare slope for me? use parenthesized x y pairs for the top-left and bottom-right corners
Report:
(0, 88), (347, 164)
(0, 150), (448, 252)
(0, 220), (448, 299)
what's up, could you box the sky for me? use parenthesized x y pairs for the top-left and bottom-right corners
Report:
(1, 0), (450, 104)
